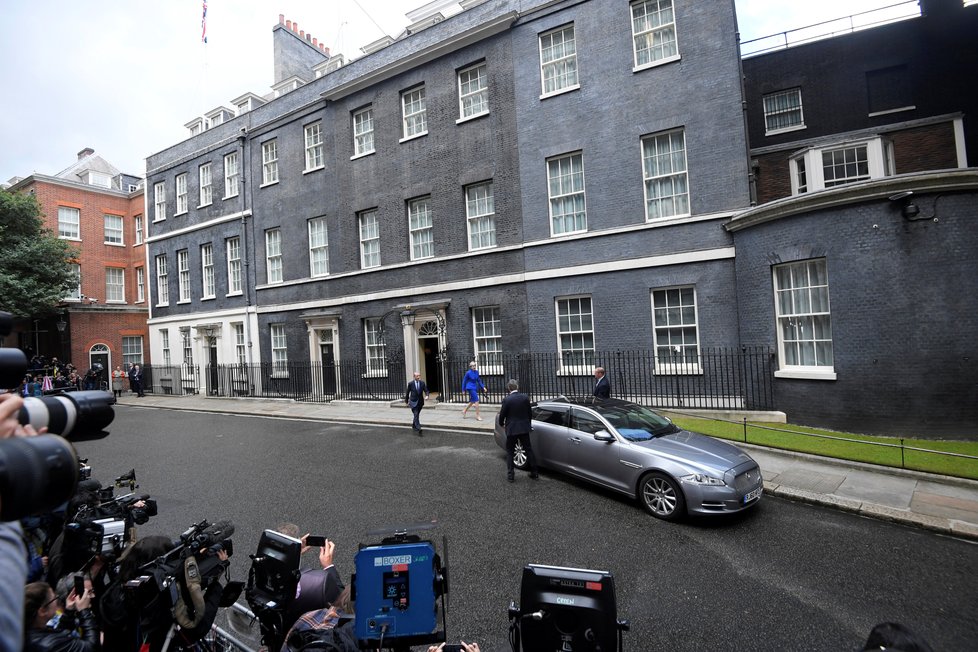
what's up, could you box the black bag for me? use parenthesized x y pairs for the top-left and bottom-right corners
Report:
(287, 618), (358, 652)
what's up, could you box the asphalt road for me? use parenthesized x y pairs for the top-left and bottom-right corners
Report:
(72, 405), (978, 651)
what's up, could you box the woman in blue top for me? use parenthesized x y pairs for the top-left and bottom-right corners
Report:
(461, 361), (487, 421)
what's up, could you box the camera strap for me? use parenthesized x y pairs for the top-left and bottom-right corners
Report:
(172, 556), (207, 629)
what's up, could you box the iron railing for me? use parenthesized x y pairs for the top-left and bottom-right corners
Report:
(164, 348), (775, 410)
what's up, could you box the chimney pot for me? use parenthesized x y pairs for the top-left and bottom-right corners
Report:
(292, 22), (298, 33)
(279, 14), (284, 25)
(286, 19), (292, 30)
(313, 37), (318, 46)
(300, 29), (305, 38)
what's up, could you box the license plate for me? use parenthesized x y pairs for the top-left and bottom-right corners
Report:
(744, 486), (763, 504)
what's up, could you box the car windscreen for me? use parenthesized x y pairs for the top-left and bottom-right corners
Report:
(597, 404), (679, 441)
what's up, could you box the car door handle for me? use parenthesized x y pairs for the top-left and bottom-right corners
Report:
(569, 437), (581, 444)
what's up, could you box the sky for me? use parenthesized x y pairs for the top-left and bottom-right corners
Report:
(0, 0), (922, 183)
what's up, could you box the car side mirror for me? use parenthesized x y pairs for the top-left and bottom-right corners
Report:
(594, 430), (615, 443)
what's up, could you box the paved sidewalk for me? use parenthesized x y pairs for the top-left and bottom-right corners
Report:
(115, 393), (978, 541)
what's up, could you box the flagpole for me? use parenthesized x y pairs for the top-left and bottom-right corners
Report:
(200, 1), (209, 128)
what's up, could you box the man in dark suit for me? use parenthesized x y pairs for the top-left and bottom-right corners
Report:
(498, 378), (538, 483)
(404, 371), (429, 434)
(593, 366), (611, 399)
(128, 363), (145, 397)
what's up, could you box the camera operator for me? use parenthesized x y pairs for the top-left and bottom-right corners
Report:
(24, 581), (99, 652)
(100, 532), (230, 651)
(1, 392), (45, 651)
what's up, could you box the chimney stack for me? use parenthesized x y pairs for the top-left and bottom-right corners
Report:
(77, 147), (94, 160)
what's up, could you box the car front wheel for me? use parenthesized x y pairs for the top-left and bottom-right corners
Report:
(639, 472), (686, 521)
(511, 440), (529, 470)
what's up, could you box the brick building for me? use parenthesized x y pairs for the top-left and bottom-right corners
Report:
(729, 0), (978, 435)
(6, 148), (148, 380)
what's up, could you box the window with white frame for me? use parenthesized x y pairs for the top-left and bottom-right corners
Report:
(227, 237), (241, 294)
(104, 214), (124, 245)
(353, 107), (375, 156)
(134, 215), (143, 244)
(201, 243), (215, 298)
(359, 210), (381, 269)
(408, 197), (433, 260)
(161, 329), (171, 366)
(539, 25), (578, 96)
(547, 153), (586, 235)
(175, 173), (188, 214)
(763, 88), (805, 135)
(789, 137), (892, 195)
(304, 122), (324, 170)
(266, 229), (283, 283)
(199, 162), (213, 206)
(466, 182), (496, 250)
(123, 336), (143, 365)
(651, 287), (700, 370)
(308, 217), (329, 277)
(401, 86), (427, 139)
(364, 318), (387, 375)
(136, 266), (145, 303)
(154, 182), (166, 221)
(631, 0), (679, 69)
(177, 249), (190, 302)
(774, 259), (834, 374)
(58, 207), (80, 239)
(181, 328), (193, 367)
(232, 323), (246, 364)
(472, 306), (502, 372)
(270, 324), (288, 375)
(262, 140), (279, 185)
(105, 267), (125, 303)
(458, 62), (488, 119)
(224, 152), (239, 198)
(65, 264), (81, 300)
(556, 297), (594, 371)
(642, 129), (689, 220)
(155, 254), (168, 305)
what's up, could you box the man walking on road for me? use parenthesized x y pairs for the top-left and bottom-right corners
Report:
(498, 378), (538, 483)
(405, 371), (429, 434)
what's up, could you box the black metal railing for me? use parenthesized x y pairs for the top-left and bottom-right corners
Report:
(184, 348), (774, 410)
(143, 364), (200, 396)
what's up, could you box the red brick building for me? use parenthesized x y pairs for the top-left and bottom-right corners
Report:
(5, 148), (149, 379)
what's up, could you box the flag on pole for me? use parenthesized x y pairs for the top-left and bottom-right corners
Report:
(201, 1), (208, 43)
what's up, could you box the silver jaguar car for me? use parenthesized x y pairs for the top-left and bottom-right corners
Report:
(494, 397), (763, 521)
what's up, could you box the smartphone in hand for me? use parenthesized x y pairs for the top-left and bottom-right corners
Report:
(74, 575), (86, 597)
(305, 535), (327, 547)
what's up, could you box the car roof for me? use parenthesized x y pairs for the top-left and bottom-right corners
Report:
(534, 396), (638, 410)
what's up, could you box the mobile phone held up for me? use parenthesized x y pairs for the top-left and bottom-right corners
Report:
(306, 535), (327, 548)
(74, 575), (86, 597)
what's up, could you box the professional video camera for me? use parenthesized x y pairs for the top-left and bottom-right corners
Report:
(62, 468), (158, 560)
(351, 526), (450, 651)
(126, 519), (238, 630)
(245, 529), (303, 651)
(0, 310), (115, 521)
(508, 564), (629, 652)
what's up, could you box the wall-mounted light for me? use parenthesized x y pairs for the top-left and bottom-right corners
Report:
(889, 191), (924, 221)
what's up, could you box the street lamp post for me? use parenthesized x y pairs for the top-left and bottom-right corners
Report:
(55, 315), (67, 363)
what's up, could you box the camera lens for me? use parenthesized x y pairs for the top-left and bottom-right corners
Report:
(0, 435), (79, 521)
(20, 390), (115, 437)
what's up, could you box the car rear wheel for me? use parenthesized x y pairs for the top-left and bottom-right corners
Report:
(639, 472), (686, 521)
(512, 440), (529, 470)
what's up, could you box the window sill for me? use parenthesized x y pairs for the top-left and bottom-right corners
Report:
(303, 165), (325, 175)
(260, 180), (279, 189)
(222, 194), (239, 201)
(351, 150), (375, 161)
(177, 300), (191, 305)
(60, 236), (82, 242)
(156, 303), (169, 308)
(775, 369), (837, 381)
(456, 111), (489, 125)
(468, 243), (497, 252)
(540, 84), (580, 101)
(399, 131), (428, 144)
(632, 54), (681, 73)
(550, 228), (588, 238)
(106, 300), (127, 305)
(764, 124), (806, 137)
(226, 291), (243, 297)
(201, 296), (215, 301)
(197, 202), (213, 209)
(654, 366), (703, 376)
(153, 218), (166, 223)
(104, 242), (125, 247)
(174, 210), (188, 217)
(133, 242), (143, 247)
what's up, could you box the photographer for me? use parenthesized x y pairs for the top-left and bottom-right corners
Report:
(100, 530), (230, 651)
(2, 392), (45, 651)
(274, 523), (345, 632)
(24, 581), (100, 652)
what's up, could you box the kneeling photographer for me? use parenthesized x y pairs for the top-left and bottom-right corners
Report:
(100, 520), (239, 651)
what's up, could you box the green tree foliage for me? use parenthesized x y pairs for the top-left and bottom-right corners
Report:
(0, 189), (79, 318)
